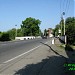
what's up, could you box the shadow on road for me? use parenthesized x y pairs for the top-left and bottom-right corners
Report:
(59, 38), (75, 74)
(14, 42), (75, 75)
(65, 45), (75, 75)
(14, 56), (66, 75)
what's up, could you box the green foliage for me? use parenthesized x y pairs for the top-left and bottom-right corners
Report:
(17, 29), (23, 37)
(65, 44), (74, 51)
(7, 28), (23, 40)
(0, 17), (41, 41)
(7, 28), (16, 40)
(53, 24), (60, 36)
(54, 17), (75, 45)
(65, 17), (75, 45)
(0, 32), (10, 41)
(21, 17), (41, 36)
(0, 31), (2, 37)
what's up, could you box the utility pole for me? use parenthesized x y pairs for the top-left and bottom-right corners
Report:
(63, 12), (65, 36)
(60, 16), (62, 36)
(63, 12), (66, 45)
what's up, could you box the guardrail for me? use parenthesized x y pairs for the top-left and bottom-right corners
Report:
(15, 36), (35, 40)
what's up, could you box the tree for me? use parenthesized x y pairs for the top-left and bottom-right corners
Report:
(17, 29), (23, 37)
(7, 28), (16, 40)
(53, 24), (60, 36)
(0, 32), (10, 41)
(65, 17), (75, 44)
(0, 31), (2, 37)
(44, 29), (48, 36)
(21, 17), (41, 36)
(53, 17), (75, 45)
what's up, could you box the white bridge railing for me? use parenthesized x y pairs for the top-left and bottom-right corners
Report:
(15, 36), (35, 40)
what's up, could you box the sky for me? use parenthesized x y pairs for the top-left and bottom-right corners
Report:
(0, 0), (74, 32)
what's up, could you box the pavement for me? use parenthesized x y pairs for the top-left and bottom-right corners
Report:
(0, 38), (75, 75)
(0, 38), (48, 63)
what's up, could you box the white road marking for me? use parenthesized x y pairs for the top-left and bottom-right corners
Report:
(3, 41), (48, 64)
(3, 45), (41, 64)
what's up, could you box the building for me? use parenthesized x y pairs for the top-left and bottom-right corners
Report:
(48, 28), (53, 37)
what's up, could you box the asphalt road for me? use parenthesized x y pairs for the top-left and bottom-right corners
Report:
(0, 38), (51, 64)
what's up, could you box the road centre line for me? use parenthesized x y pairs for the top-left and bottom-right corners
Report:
(3, 41), (48, 64)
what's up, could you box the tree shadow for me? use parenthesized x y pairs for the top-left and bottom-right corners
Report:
(14, 42), (75, 75)
(59, 38), (75, 74)
(14, 56), (66, 75)
(59, 37), (65, 44)
(65, 45), (75, 75)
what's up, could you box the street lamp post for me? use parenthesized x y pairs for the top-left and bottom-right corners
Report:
(63, 12), (65, 36)
(63, 12), (66, 45)
(60, 16), (63, 36)
(15, 25), (17, 37)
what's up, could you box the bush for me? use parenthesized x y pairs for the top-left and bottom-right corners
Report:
(0, 32), (11, 41)
(65, 44), (74, 51)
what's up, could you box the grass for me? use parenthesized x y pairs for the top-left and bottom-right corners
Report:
(59, 44), (75, 51)
(70, 45), (75, 50)
(55, 44), (65, 49)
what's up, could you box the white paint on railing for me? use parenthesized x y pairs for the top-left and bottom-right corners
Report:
(15, 36), (35, 40)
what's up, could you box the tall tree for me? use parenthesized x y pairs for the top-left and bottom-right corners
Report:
(65, 17), (75, 44)
(21, 17), (41, 36)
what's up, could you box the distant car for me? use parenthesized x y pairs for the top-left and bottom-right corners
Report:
(42, 36), (47, 39)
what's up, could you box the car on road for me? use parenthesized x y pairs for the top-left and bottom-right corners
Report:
(42, 36), (47, 39)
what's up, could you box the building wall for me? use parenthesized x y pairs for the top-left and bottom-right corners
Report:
(48, 28), (53, 37)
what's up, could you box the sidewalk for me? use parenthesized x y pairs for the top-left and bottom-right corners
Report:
(0, 38), (69, 75)
(39, 38), (68, 75)
(53, 38), (75, 75)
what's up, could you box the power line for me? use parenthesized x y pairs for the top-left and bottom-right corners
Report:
(62, 0), (65, 12)
(65, 0), (71, 17)
(59, 0), (70, 45)
(60, 0), (71, 17)
(59, 0), (70, 17)
(60, 0), (62, 15)
(64, 0), (68, 12)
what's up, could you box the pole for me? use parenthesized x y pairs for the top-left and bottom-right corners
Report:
(63, 12), (65, 35)
(61, 16), (62, 36)
(15, 25), (17, 37)
(63, 12), (66, 45)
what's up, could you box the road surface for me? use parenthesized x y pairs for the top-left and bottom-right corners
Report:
(0, 38), (51, 64)
(0, 38), (68, 75)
